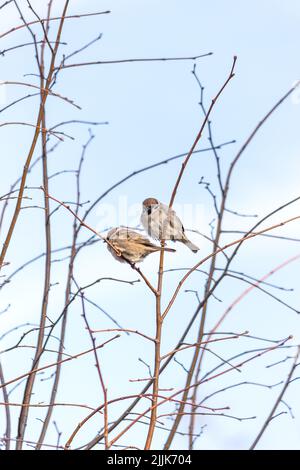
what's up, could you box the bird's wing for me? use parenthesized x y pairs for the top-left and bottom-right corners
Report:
(166, 208), (185, 237)
(125, 229), (156, 247)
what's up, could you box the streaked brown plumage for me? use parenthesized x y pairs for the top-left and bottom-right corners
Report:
(106, 227), (176, 264)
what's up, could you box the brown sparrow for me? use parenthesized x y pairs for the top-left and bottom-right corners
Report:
(141, 198), (199, 253)
(106, 227), (176, 264)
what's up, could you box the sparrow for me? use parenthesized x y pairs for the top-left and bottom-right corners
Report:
(141, 198), (199, 253)
(106, 227), (176, 264)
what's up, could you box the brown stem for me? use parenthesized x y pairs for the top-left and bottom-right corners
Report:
(0, 10), (110, 39)
(14, 1), (70, 450)
(144, 243), (165, 449)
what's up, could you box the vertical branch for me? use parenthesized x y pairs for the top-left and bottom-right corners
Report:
(0, 361), (11, 450)
(15, 0), (70, 450)
(144, 243), (165, 450)
(168, 57), (236, 208)
(250, 346), (300, 450)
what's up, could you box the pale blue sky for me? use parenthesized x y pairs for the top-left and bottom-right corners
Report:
(0, 0), (300, 450)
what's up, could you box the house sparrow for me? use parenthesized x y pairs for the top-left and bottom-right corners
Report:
(141, 198), (199, 253)
(106, 227), (176, 264)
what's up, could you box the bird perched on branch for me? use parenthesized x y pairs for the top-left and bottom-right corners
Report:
(106, 227), (176, 264)
(141, 198), (199, 253)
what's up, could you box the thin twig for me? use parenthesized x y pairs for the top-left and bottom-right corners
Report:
(250, 346), (300, 450)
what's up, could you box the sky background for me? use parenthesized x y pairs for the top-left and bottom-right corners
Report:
(0, 0), (300, 450)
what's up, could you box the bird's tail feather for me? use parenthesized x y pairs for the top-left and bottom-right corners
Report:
(162, 247), (176, 253)
(148, 246), (176, 253)
(182, 237), (199, 253)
